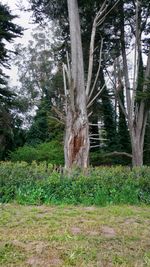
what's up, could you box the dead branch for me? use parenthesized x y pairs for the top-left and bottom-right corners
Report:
(51, 106), (66, 123)
(114, 58), (128, 119)
(88, 38), (104, 101)
(63, 63), (67, 97)
(90, 137), (102, 140)
(97, 0), (121, 27)
(48, 115), (65, 125)
(87, 84), (105, 109)
(86, 0), (108, 97)
(88, 111), (93, 117)
(104, 151), (132, 158)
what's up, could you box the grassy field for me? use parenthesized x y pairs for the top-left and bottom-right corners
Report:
(0, 204), (150, 266)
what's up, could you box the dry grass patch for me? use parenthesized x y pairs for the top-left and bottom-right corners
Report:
(0, 204), (150, 266)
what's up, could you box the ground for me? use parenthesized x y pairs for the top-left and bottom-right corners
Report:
(0, 204), (150, 266)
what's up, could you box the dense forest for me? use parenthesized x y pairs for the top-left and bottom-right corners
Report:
(0, 0), (150, 168)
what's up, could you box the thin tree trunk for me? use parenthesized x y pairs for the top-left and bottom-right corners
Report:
(65, 0), (89, 169)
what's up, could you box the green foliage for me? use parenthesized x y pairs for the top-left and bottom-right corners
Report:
(144, 112), (150, 165)
(0, 3), (24, 159)
(10, 140), (64, 165)
(0, 161), (53, 202)
(0, 243), (25, 264)
(90, 150), (131, 166)
(26, 100), (51, 146)
(1, 162), (150, 205)
(26, 99), (64, 146)
(0, 3), (23, 84)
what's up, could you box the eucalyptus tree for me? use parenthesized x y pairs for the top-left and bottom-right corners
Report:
(29, 0), (122, 168)
(113, 0), (150, 166)
(63, 0), (89, 168)
(14, 24), (65, 145)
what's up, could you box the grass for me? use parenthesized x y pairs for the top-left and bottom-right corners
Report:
(0, 204), (150, 266)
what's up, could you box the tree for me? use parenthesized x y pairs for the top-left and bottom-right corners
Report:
(63, 0), (89, 169)
(144, 111), (150, 165)
(114, 0), (150, 166)
(29, 0), (123, 168)
(0, 3), (23, 159)
(0, 3), (22, 85)
(14, 25), (65, 145)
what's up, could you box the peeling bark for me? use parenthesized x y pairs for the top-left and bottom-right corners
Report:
(65, 0), (89, 169)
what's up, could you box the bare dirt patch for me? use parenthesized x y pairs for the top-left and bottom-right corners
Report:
(101, 226), (116, 237)
(27, 256), (62, 267)
(71, 227), (81, 235)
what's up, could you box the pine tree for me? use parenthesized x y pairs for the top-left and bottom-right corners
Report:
(0, 3), (23, 159)
(0, 3), (22, 85)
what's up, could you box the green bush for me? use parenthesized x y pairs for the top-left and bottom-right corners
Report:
(10, 140), (64, 165)
(0, 161), (53, 202)
(90, 150), (131, 166)
(0, 162), (150, 205)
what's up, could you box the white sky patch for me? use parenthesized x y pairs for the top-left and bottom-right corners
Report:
(1, 0), (36, 85)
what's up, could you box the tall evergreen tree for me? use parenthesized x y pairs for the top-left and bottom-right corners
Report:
(0, 3), (22, 85)
(0, 3), (23, 159)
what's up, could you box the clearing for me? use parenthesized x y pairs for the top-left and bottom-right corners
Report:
(0, 204), (150, 266)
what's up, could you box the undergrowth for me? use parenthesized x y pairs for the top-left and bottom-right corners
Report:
(0, 161), (150, 205)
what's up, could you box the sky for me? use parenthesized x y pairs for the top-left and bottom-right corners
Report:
(1, 0), (36, 85)
(2, 0), (34, 45)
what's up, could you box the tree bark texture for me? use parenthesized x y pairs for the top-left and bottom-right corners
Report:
(65, 0), (89, 169)
(118, 0), (150, 166)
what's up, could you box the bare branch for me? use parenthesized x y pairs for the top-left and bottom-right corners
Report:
(86, 17), (97, 96)
(114, 58), (128, 119)
(63, 63), (67, 97)
(86, 0), (121, 101)
(86, 0), (108, 97)
(49, 115), (65, 125)
(116, 92), (128, 119)
(66, 51), (71, 87)
(132, 0), (140, 116)
(88, 111), (93, 117)
(105, 68), (116, 87)
(88, 38), (104, 101)
(104, 151), (132, 158)
(97, 0), (121, 27)
(87, 83), (106, 109)
(63, 63), (71, 88)
(90, 137), (101, 140)
(51, 106), (66, 122)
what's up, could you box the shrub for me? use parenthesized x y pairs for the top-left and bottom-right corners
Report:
(0, 162), (150, 205)
(0, 161), (53, 202)
(10, 140), (64, 165)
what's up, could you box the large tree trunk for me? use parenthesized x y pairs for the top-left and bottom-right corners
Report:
(131, 130), (143, 166)
(65, 0), (89, 169)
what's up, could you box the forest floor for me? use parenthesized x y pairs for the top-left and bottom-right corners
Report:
(0, 204), (150, 266)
